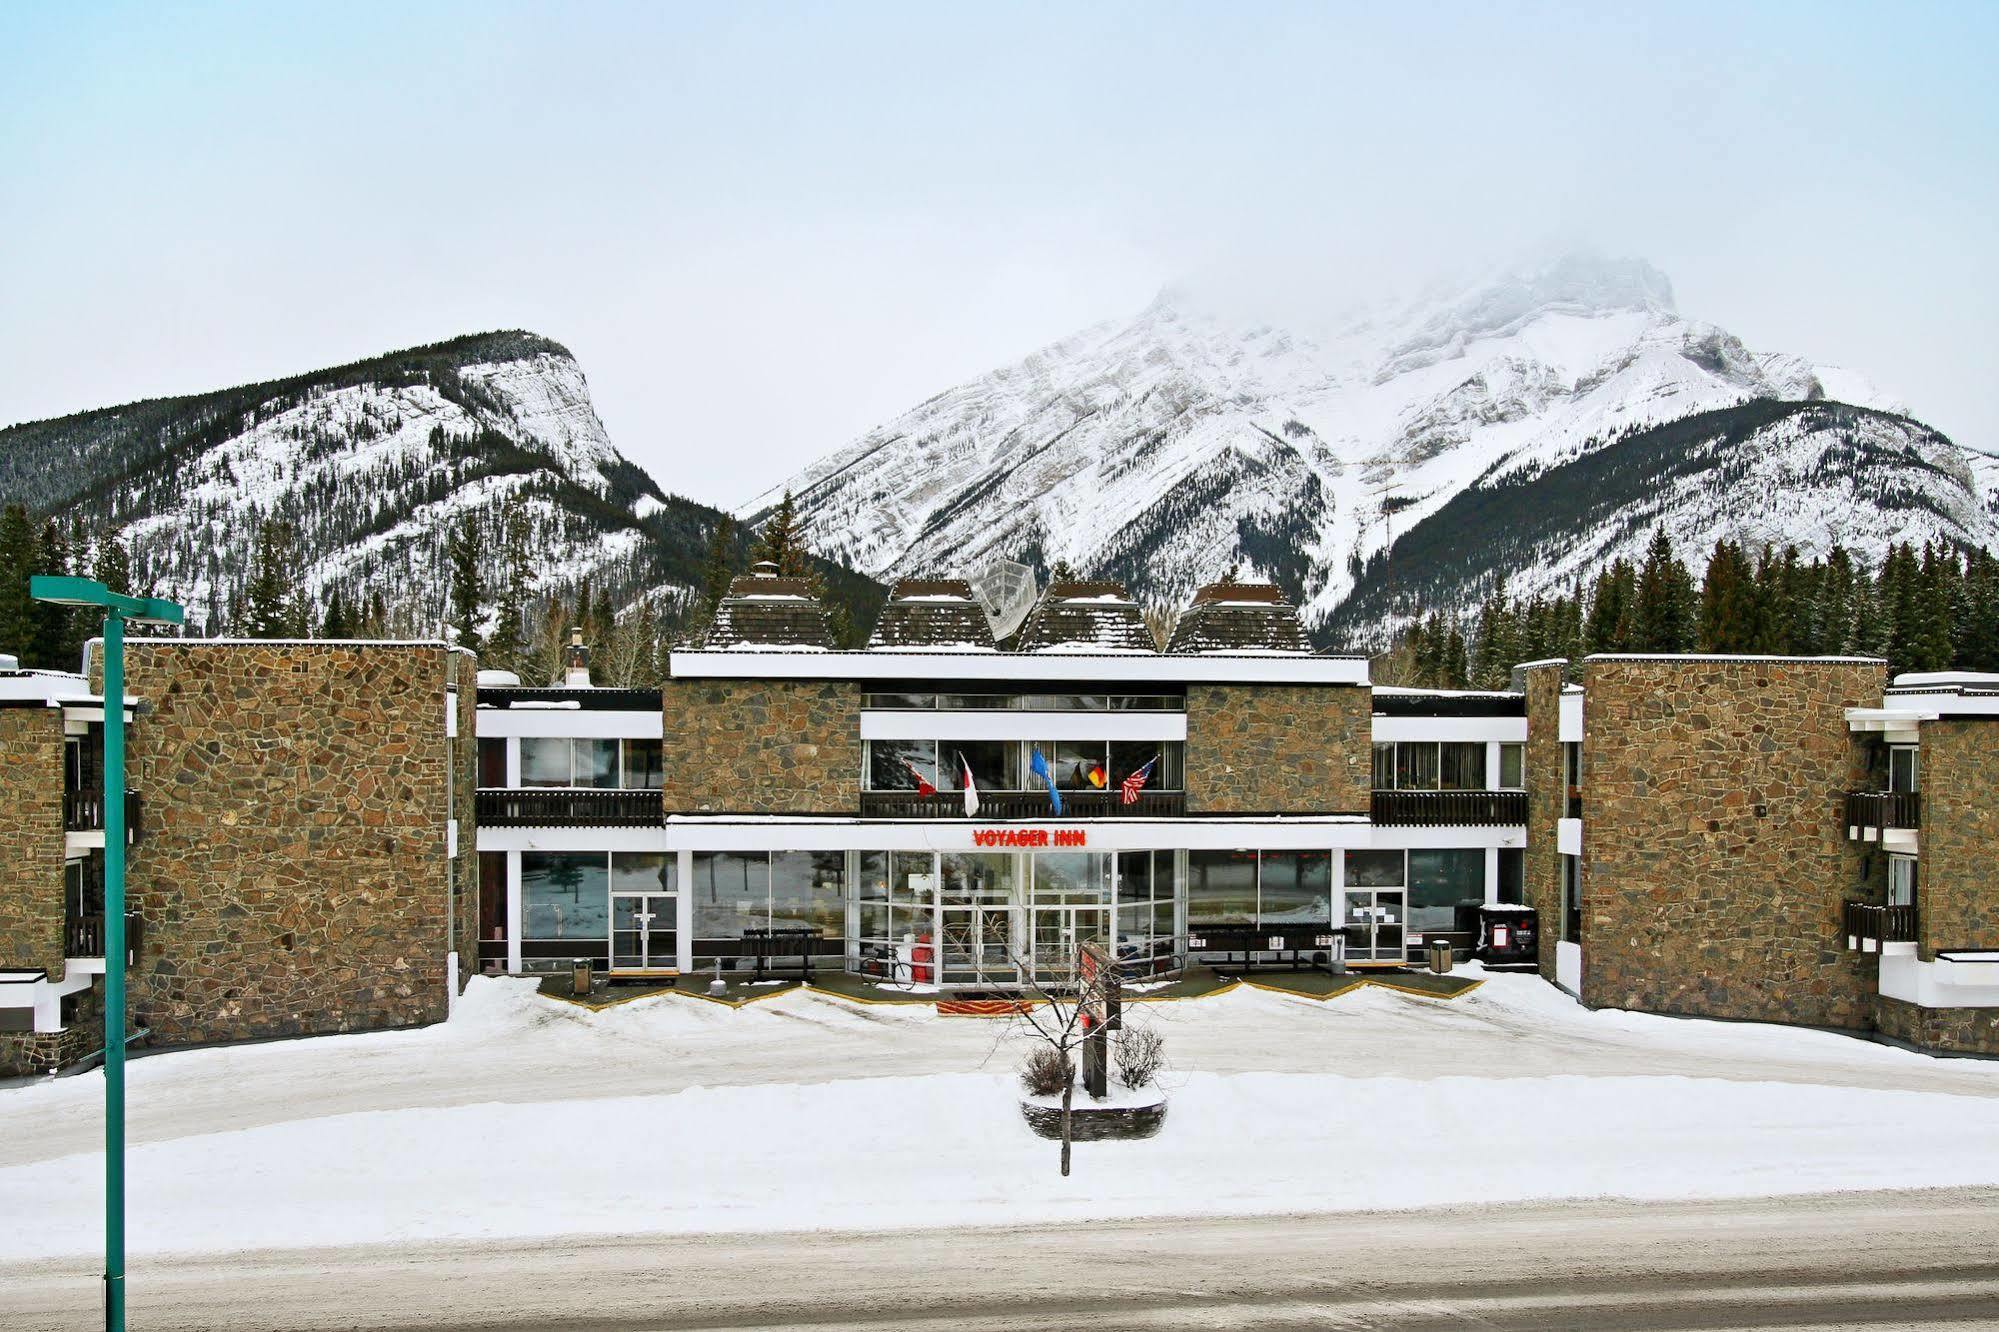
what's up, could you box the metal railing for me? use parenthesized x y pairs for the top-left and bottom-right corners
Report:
(1845, 790), (1920, 834)
(1844, 899), (1918, 948)
(858, 789), (1187, 819)
(1371, 789), (1528, 827)
(63, 789), (142, 836)
(476, 788), (664, 827)
(65, 912), (142, 962)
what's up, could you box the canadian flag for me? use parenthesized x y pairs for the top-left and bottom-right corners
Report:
(901, 757), (936, 798)
(959, 751), (981, 818)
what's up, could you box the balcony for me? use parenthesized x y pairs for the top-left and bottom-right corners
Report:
(63, 789), (143, 839)
(1844, 899), (1918, 951)
(859, 789), (1187, 819)
(65, 911), (142, 963)
(476, 788), (664, 827)
(1371, 789), (1527, 827)
(1846, 790), (1919, 836)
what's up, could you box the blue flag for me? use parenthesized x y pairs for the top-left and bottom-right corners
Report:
(1029, 745), (1063, 815)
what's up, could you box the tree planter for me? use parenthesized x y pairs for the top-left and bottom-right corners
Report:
(1020, 1086), (1167, 1142)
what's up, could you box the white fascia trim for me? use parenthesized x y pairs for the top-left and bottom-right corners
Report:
(1368, 826), (1525, 850)
(670, 650), (1370, 686)
(1370, 716), (1527, 744)
(1880, 953), (1999, 1008)
(661, 816), (1372, 853)
(474, 710), (664, 740)
(860, 710), (1187, 742)
(476, 827), (670, 854)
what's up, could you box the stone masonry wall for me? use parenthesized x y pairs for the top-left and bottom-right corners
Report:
(660, 678), (859, 813)
(119, 642), (473, 1046)
(1875, 994), (1999, 1056)
(1914, 717), (1999, 961)
(0, 983), (102, 1078)
(1520, 664), (1567, 985)
(1579, 657), (1880, 1029)
(1184, 684), (1371, 815)
(0, 706), (68, 982)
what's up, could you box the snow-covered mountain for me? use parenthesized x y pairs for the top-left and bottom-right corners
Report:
(750, 252), (1997, 647)
(0, 332), (719, 634)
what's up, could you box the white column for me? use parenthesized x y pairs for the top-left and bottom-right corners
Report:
(1485, 741), (1503, 789)
(505, 737), (521, 787)
(1330, 845), (1346, 925)
(677, 849), (695, 972)
(31, 979), (61, 1034)
(1484, 846), (1500, 904)
(506, 851), (523, 972)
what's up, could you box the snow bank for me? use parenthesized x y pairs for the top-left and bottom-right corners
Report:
(8, 1067), (1999, 1261)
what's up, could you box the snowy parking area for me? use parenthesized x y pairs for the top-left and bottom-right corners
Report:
(5, 969), (1999, 1260)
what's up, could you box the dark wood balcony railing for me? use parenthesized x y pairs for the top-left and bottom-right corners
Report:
(1371, 789), (1528, 827)
(62, 789), (142, 839)
(1845, 790), (1920, 834)
(859, 789), (1187, 819)
(65, 912), (142, 962)
(476, 788), (665, 827)
(1845, 899), (1918, 949)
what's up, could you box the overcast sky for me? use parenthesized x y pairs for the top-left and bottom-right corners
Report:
(3, 2), (1994, 509)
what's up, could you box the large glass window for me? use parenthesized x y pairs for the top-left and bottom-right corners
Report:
(1396, 744), (1440, 791)
(522, 852), (609, 944)
(1497, 847), (1524, 904)
(1110, 740), (1180, 792)
(771, 851), (845, 937)
(947, 740), (1019, 791)
(941, 852), (1016, 904)
(1042, 740), (1110, 790)
(1372, 743), (1395, 790)
(692, 851), (770, 944)
(625, 739), (664, 790)
(867, 739), (938, 791)
(518, 737), (649, 789)
(1032, 852), (1109, 906)
(520, 736), (573, 787)
(478, 737), (508, 786)
(1187, 850), (1258, 927)
(1408, 849), (1483, 934)
(1888, 855), (1918, 908)
(1889, 746), (1919, 794)
(1499, 743), (1524, 790)
(1440, 743), (1485, 792)
(1257, 851), (1332, 927)
(1345, 849), (1405, 888)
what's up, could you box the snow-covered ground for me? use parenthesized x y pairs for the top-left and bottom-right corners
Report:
(5, 968), (1999, 1262)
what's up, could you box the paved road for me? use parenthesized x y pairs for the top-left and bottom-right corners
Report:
(9, 1189), (1999, 1331)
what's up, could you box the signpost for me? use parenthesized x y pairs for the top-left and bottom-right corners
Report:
(29, 576), (183, 1332)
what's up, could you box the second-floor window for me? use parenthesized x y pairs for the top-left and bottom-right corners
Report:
(1889, 745), (1919, 793)
(1372, 742), (1487, 791)
(864, 739), (1184, 793)
(517, 737), (664, 790)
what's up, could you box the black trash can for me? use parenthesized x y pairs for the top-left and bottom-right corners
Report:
(1476, 905), (1538, 966)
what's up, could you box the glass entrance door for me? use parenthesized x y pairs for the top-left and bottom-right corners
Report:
(1342, 890), (1405, 962)
(940, 905), (1019, 986)
(611, 892), (677, 971)
(1032, 906), (1109, 981)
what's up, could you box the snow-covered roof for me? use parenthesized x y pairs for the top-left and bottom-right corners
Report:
(0, 667), (104, 709)
(668, 649), (1370, 686)
(703, 569), (834, 650)
(1168, 581), (1310, 654)
(1015, 580), (1158, 654)
(868, 579), (998, 652)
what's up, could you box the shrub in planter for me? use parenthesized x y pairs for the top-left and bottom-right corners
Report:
(1115, 1027), (1165, 1090)
(1019, 1044), (1073, 1097)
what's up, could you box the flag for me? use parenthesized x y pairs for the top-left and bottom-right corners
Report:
(957, 750), (980, 818)
(901, 757), (936, 797)
(1086, 762), (1107, 789)
(1029, 746), (1063, 815)
(1120, 755), (1159, 806)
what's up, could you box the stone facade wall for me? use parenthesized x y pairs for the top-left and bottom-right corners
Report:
(0, 983), (101, 1078)
(119, 642), (474, 1046)
(1914, 717), (1999, 961)
(660, 678), (859, 813)
(1578, 657), (1880, 1029)
(0, 706), (68, 981)
(1184, 684), (1371, 814)
(1875, 995), (1999, 1056)
(1520, 664), (1568, 985)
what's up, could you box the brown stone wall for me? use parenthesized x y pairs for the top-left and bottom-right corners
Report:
(1875, 994), (1999, 1056)
(1520, 663), (1567, 984)
(0, 706), (69, 981)
(0, 983), (102, 1077)
(120, 642), (473, 1046)
(1915, 718), (1999, 960)
(1184, 684), (1370, 814)
(660, 678), (858, 813)
(1578, 657), (1881, 1028)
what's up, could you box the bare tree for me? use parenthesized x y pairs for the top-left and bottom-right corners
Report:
(994, 941), (1124, 1178)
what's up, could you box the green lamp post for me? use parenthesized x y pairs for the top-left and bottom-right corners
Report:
(29, 576), (182, 1332)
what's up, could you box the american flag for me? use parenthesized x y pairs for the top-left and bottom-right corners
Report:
(1120, 755), (1159, 806)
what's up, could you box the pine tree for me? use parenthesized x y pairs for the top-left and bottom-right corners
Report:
(1911, 542), (1956, 672)
(1698, 539), (1758, 653)
(487, 500), (534, 674)
(243, 520), (301, 637)
(31, 519), (81, 671)
(699, 516), (737, 612)
(1585, 559), (1635, 654)
(446, 514), (485, 653)
(750, 491), (808, 576)
(1442, 626), (1469, 689)
(0, 504), (40, 660)
(92, 527), (134, 598)
(321, 587), (353, 639)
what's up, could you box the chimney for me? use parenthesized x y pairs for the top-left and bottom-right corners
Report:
(0, 653), (17, 672)
(751, 560), (780, 579)
(563, 627), (593, 688)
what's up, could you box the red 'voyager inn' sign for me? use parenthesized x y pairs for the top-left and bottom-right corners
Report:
(972, 828), (1088, 848)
